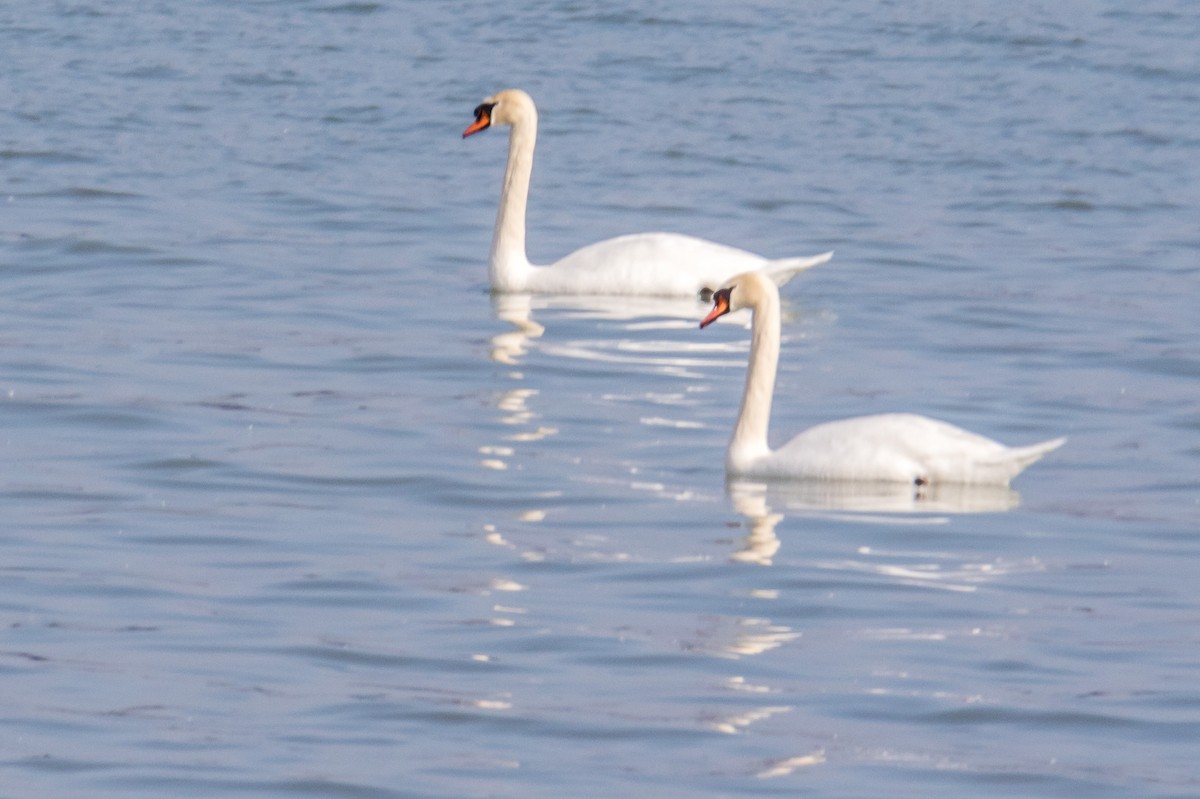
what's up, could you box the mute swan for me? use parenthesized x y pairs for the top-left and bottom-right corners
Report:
(463, 89), (833, 296)
(699, 271), (1064, 485)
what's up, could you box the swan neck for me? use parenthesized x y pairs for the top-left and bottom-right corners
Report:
(730, 288), (779, 468)
(490, 113), (536, 290)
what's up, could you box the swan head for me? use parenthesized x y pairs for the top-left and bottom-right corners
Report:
(699, 271), (770, 328)
(462, 89), (537, 138)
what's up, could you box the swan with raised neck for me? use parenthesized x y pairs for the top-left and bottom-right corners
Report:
(463, 89), (833, 296)
(699, 271), (1065, 484)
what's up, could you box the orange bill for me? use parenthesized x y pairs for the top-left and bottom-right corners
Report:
(462, 108), (491, 138)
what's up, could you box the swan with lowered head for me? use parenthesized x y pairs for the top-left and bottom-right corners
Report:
(699, 271), (1064, 485)
(463, 89), (833, 296)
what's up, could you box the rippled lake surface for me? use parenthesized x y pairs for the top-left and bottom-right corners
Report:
(2, 2), (1198, 797)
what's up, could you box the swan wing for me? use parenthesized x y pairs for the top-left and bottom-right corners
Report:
(762, 413), (1062, 485)
(527, 232), (829, 296)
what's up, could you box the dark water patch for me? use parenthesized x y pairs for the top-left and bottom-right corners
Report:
(573, 652), (720, 672)
(899, 765), (1157, 799)
(0, 485), (129, 506)
(25, 186), (144, 201)
(98, 775), (417, 799)
(64, 238), (158, 257)
(123, 530), (274, 549)
(227, 71), (312, 89)
(574, 10), (691, 28)
(118, 65), (185, 81)
(918, 705), (1161, 733)
(1103, 127), (1175, 147)
(315, 2), (384, 14)
(322, 105), (385, 125)
(265, 575), (396, 595)
(277, 643), (481, 673)
(64, 408), (170, 431)
(7, 393), (163, 428)
(0, 650), (52, 665)
(1050, 198), (1094, 211)
(135, 456), (226, 472)
(0, 149), (92, 164)
(1125, 353), (1200, 379)
(193, 397), (310, 416)
(980, 658), (1074, 676)
(168, 100), (213, 115)
(1008, 34), (1086, 49)
(7, 754), (116, 775)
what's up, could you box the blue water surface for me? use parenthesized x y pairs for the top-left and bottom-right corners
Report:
(1, 2), (1198, 797)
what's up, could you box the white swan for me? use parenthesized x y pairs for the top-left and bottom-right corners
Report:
(699, 271), (1065, 485)
(463, 89), (833, 296)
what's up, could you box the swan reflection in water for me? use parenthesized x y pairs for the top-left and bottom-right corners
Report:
(489, 292), (716, 367)
(482, 293), (721, 540)
(728, 478), (1022, 564)
(731, 477), (1021, 518)
(484, 290), (747, 476)
(487, 293), (696, 470)
(489, 293), (544, 367)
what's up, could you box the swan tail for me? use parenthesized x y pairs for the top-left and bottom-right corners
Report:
(996, 436), (1066, 479)
(764, 251), (834, 287)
